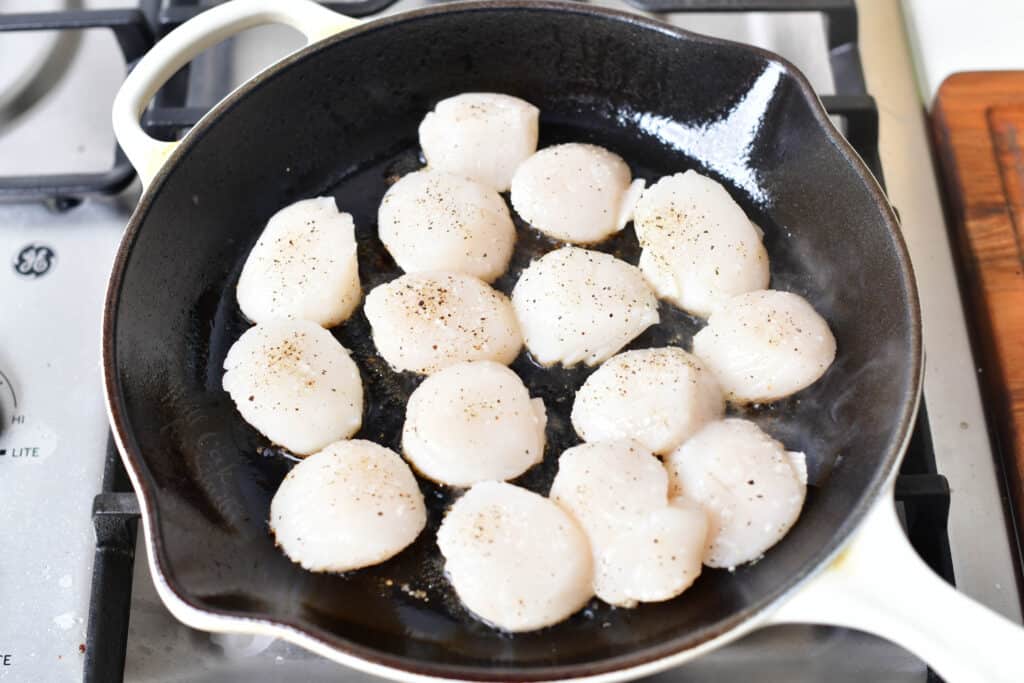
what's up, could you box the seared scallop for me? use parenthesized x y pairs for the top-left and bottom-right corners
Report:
(571, 347), (724, 454)
(236, 197), (360, 327)
(270, 440), (426, 572)
(510, 143), (642, 244)
(437, 481), (593, 632)
(634, 171), (769, 317)
(419, 93), (539, 192)
(378, 170), (516, 282)
(665, 418), (807, 569)
(511, 247), (659, 366)
(402, 361), (546, 487)
(593, 499), (707, 607)
(364, 271), (522, 375)
(549, 440), (669, 549)
(222, 319), (362, 456)
(551, 440), (706, 607)
(692, 289), (836, 403)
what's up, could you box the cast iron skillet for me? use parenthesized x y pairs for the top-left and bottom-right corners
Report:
(102, 0), (939, 680)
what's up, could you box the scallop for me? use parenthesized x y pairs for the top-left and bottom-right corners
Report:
(236, 197), (360, 327)
(511, 247), (659, 367)
(593, 499), (708, 607)
(437, 481), (593, 632)
(378, 170), (516, 282)
(364, 271), (522, 375)
(222, 319), (362, 456)
(402, 361), (547, 487)
(510, 143), (642, 244)
(549, 440), (669, 549)
(270, 440), (426, 572)
(419, 93), (539, 192)
(571, 347), (725, 455)
(633, 171), (769, 317)
(665, 419), (807, 569)
(692, 289), (836, 403)
(550, 440), (707, 607)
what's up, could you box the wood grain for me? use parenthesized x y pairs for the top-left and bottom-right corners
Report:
(932, 71), (1024, 536)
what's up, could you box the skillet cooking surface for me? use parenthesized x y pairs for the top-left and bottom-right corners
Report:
(105, 3), (920, 679)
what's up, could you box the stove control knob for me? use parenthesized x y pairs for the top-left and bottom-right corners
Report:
(0, 369), (15, 437)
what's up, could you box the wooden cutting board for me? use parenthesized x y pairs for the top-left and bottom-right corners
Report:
(932, 71), (1024, 534)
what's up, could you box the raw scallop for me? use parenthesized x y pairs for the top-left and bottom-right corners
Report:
(222, 319), (362, 456)
(511, 247), (659, 367)
(270, 440), (426, 572)
(437, 481), (593, 632)
(378, 169), (516, 282)
(510, 143), (643, 244)
(419, 93), (539, 192)
(665, 418), (807, 569)
(692, 289), (836, 403)
(593, 499), (707, 607)
(571, 347), (724, 454)
(236, 197), (360, 327)
(364, 271), (522, 375)
(633, 171), (769, 318)
(550, 440), (707, 607)
(402, 361), (546, 486)
(549, 440), (670, 550)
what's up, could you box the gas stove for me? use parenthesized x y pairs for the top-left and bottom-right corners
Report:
(1, 1), (1020, 682)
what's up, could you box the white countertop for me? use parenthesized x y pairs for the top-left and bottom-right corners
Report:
(901, 0), (1024, 105)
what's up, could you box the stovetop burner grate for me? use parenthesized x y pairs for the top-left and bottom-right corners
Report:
(0, 0), (874, 206)
(0, 1), (400, 205)
(0, 8), (152, 206)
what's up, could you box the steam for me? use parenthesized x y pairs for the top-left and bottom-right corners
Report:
(747, 335), (911, 488)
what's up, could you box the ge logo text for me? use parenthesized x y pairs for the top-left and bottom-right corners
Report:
(13, 244), (56, 278)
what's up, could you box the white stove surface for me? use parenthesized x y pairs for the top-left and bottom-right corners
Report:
(1, 3), (133, 677)
(0, 197), (132, 680)
(0, 1), (1017, 682)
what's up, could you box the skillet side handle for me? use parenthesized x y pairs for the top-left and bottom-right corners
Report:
(112, 0), (360, 188)
(768, 496), (1024, 682)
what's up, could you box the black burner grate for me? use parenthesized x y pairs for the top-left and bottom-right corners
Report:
(0, 1), (402, 205)
(84, 441), (138, 683)
(0, 9), (153, 207)
(55, 1), (951, 681)
(0, 0), (878, 203)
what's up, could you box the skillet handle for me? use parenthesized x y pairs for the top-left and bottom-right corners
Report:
(767, 494), (1024, 682)
(111, 0), (359, 187)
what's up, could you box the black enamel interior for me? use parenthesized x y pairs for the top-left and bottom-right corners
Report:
(104, 3), (920, 679)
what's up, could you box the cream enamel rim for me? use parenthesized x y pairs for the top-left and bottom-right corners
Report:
(104, 0), (1024, 681)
